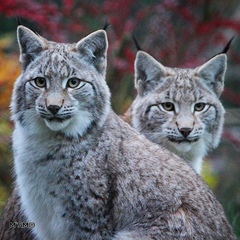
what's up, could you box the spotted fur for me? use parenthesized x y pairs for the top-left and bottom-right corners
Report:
(126, 51), (226, 174)
(0, 26), (236, 240)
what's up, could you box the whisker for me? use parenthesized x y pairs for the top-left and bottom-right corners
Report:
(141, 131), (164, 135)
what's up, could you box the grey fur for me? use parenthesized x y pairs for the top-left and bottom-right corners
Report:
(0, 26), (236, 240)
(124, 51), (226, 174)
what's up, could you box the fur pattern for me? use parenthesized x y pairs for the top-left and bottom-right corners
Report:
(0, 26), (236, 240)
(125, 51), (226, 174)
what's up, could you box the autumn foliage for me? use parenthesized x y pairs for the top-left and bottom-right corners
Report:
(1, 0), (240, 111)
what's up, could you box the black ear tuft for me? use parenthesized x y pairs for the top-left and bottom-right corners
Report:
(16, 17), (22, 26)
(76, 30), (108, 75)
(209, 36), (235, 60)
(132, 33), (142, 51)
(103, 20), (111, 30)
(196, 54), (227, 97)
(17, 26), (45, 70)
(221, 36), (235, 54)
(135, 51), (166, 96)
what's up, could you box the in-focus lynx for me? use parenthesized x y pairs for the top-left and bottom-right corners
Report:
(124, 50), (226, 174)
(0, 26), (237, 240)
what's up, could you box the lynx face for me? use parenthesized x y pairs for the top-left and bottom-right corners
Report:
(11, 27), (110, 137)
(131, 51), (226, 173)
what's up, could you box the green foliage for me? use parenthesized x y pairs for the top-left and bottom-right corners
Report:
(227, 201), (240, 238)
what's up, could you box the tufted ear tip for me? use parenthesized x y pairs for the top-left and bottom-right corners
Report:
(76, 30), (108, 52)
(132, 33), (142, 51)
(102, 20), (111, 30)
(136, 50), (150, 61)
(196, 54), (227, 97)
(90, 29), (108, 42)
(17, 25), (38, 40)
(134, 51), (167, 96)
(196, 54), (227, 78)
(135, 51), (156, 72)
(76, 30), (108, 75)
(17, 26), (45, 70)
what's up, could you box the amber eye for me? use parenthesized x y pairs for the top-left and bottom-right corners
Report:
(67, 78), (82, 88)
(34, 77), (46, 88)
(161, 102), (175, 111)
(194, 103), (206, 112)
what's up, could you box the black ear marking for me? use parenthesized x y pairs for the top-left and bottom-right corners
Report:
(17, 26), (45, 70)
(16, 17), (22, 26)
(221, 36), (235, 54)
(196, 54), (227, 97)
(209, 36), (235, 60)
(135, 51), (167, 96)
(132, 33), (142, 51)
(103, 20), (111, 30)
(76, 30), (108, 75)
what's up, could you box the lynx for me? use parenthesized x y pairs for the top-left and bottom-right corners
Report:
(0, 26), (237, 240)
(123, 50), (226, 174)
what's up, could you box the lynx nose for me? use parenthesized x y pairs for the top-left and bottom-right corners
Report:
(47, 105), (61, 115)
(179, 128), (192, 138)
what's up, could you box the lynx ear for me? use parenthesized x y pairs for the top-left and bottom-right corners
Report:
(196, 54), (227, 97)
(135, 51), (166, 96)
(76, 30), (108, 76)
(17, 26), (46, 70)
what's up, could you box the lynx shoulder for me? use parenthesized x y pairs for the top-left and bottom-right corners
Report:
(126, 51), (226, 174)
(1, 26), (236, 239)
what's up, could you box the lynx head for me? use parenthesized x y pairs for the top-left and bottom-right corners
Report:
(11, 26), (110, 137)
(131, 51), (226, 173)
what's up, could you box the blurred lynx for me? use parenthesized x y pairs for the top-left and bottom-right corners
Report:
(0, 26), (236, 240)
(124, 51), (226, 174)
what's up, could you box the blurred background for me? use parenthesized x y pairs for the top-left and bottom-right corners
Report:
(0, 0), (239, 237)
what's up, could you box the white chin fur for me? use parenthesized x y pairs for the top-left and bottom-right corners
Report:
(43, 112), (93, 137)
(168, 141), (194, 153)
(61, 112), (93, 137)
(164, 138), (206, 174)
(44, 119), (71, 131)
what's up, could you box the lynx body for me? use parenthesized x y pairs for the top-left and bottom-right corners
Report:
(1, 26), (236, 240)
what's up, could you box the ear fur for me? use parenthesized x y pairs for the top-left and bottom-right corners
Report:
(135, 51), (166, 96)
(196, 54), (227, 97)
(76, 30), (108, 75)
(17, 26), (46, 70)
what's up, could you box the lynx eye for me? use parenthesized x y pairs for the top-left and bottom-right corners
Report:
(67, 78), (84, 89)
(33, 77), (46, 88)
(194, 102), (206, 112)
(161, 102), (175, 111)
